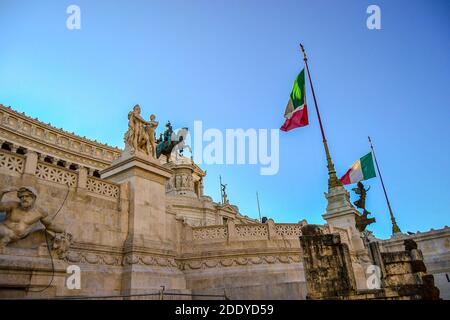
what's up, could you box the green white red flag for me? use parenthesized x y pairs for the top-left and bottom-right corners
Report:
(280, 69), (309, 132)
(340, 152), (376, 185)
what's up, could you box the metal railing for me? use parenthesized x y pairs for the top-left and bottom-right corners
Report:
(23, 289), (229, 300)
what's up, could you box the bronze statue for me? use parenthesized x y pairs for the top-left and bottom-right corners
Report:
(155, 121), (188, 162)
(352, 181), (376, 232)
(352, 181), (370, 211)
(221, 183), (229, 204)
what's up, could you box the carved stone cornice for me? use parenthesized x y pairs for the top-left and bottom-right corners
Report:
(178, 253), (302, 271)
(0, 104), (121, 168)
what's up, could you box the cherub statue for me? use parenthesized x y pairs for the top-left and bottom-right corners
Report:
(0, 187), (65, 247)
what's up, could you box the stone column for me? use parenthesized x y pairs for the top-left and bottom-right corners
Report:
(23, 151), (38, 175)
(267, 219), (281, 240)
(227, 220), (238, 243)
(21, 151), (38, 185)
(77, 167), (88, 190)
(322, 186), (365, 251)
(198, 178), (204, 196)
(38, 153), (46, 162)
(10, 144), (18, 153)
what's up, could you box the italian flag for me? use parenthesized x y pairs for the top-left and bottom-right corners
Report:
(340, 152), (376, 185)
(280, 69), (309, 132)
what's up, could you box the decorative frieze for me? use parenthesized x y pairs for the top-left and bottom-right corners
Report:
(179, 254), (301, 271)
(63, 250), (302, 271)
(65, 251), (122, 266)
(166, 173), (195, 193)
(0, 104), (121, 168)
(65, 250), (179, 268)
(122, 253), (178, 267)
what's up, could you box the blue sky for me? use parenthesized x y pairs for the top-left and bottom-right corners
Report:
(1, 0), (449, 239)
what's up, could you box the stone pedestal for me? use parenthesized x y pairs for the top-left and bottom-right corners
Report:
(102, 152), (172, 246)
(322, 185), (372, 290)
(322, 186), (365, 251)
(101, 152), (188, 295)
(164, 157), (197, 198)
(300, 224), (357, 299)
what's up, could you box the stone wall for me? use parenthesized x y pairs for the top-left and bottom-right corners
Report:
(0, 148), (307, 299)
(1, 113), (449, 300)
(299, 224), (356, 299)
(0, 148), (127, 297)
(381, 228), (450, 299)
(179, 220), (307, 299)
(300, 224), (441, 300)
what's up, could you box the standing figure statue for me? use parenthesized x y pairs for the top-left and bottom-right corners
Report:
(142, 114), (158, 158)
(0, 187), (65, 247)
(221, 183), (229, 204)
(124, 104), (159, 159)
(352, 181), (376, 232)
(148, 114), (159, 158)
(125, 104), (146, 152)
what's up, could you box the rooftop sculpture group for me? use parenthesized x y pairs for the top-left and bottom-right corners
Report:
(124, 104), (159, 158)
(124, 104), (190, 162)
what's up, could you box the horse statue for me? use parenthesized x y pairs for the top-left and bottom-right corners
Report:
(172, 128), (191, 160)
(156, 121), (190, 163)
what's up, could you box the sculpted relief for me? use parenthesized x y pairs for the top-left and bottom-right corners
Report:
(0, 186), (72, 258)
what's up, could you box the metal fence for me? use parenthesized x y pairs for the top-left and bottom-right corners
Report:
(52, 290), (229, 300)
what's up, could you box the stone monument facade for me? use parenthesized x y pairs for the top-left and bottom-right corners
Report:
(0, 103), (449, 299)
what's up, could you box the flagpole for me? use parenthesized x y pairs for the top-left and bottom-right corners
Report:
(368, 136), (402, 235)
(256, 191), (262, 222)
(300, 44), (342, 190)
